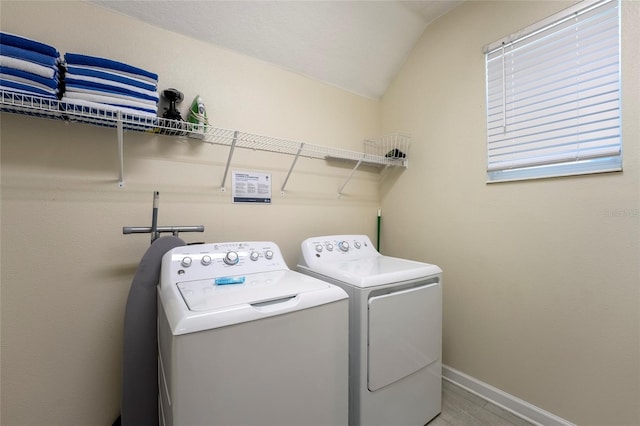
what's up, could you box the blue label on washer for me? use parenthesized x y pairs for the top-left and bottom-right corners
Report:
(215, 276), (246, 285)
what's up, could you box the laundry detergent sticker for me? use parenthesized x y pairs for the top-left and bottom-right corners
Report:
(215, 276), (246, 285)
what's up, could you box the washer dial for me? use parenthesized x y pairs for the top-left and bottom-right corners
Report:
(338, 241), (350, 252)
(223, 251), (239, 265)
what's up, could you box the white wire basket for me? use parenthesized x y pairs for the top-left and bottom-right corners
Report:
(363, 132), (410, 165)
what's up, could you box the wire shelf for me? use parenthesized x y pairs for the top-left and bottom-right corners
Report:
(1, 90), (63, 121)
(1, 89), (409, 190)
(1, 89), (409, 166)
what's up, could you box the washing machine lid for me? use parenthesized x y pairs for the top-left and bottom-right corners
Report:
(162, 269), (347, 335)
(178, 269), (328, 311)
(301, 256), (442, 288)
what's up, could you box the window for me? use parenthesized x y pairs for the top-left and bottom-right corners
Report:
(485, 0), (621, 182)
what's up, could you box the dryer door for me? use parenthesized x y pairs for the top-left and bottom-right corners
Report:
(367, 281), (441, 392)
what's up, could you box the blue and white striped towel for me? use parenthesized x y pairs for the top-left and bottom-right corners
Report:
(64, 85), (157, 108)
(0, 66), (58, 91)
(66, 65), (156, 92)
(0, 55), (57, 79)
(63, 91), (158, 115)
(0, 67), (58, 97)
(0, 79), (58, 98)
(65, 77), (159, 103)
(0, 32), (59, 58)
(0, 32), (60, 99)
(0, 44), (59, 68)
(64, 53), (157, 84)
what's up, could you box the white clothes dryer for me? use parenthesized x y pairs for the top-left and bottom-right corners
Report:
(298, 235), (442, 426)
(159, 241), (349, 426)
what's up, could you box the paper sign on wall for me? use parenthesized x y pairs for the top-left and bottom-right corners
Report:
(232, 171), (272, 204)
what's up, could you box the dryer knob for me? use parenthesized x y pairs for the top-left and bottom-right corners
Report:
(223, 251), (239, 265)
(338, 241), (350, 252)
(181, 257), (192, 267)
(265, 250), (274, 260)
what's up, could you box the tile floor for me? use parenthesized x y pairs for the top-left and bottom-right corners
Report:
(428, 380), (535, 426)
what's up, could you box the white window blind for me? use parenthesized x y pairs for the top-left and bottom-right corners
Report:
(485, 0), (621, 182)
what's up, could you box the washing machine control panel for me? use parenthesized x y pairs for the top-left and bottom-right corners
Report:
(300, 234), (379, 264)
(162, 241), (288, 282)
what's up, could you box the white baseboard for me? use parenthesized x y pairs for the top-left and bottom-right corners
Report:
(442, 365), (576, 426)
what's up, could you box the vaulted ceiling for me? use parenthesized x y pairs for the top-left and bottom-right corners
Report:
(90, 1), (462, 99)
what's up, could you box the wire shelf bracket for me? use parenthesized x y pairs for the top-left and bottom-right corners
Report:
(280, 142), (304, 195)
(337, 158), (364, 196)
(220, 130), (239, 192)
(116, 111), (125, 188)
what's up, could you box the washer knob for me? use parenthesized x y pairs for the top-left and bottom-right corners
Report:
(201, 255), (212, 266)
(223, 251), (239, 265)
(315, 244), (323, 253)
(338, 241), (350, 252)
(265, 250), (274, 260)
(326, 243), (334, 251)
(250, 251), (259, 261)
(354, 241), (361, 249)
(181, 257), (192, 267)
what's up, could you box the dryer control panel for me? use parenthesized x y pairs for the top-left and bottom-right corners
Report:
(161, 241), (288, 284)
(299, 234), (379, 265)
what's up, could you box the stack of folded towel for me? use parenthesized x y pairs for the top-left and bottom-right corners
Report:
(62, 53), (159, 119)
(0, 32), (61, 99)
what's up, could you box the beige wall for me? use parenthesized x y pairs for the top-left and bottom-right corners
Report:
(0, 2), (382, 425)
(3, 1), (639, 426)
(381, 1), (639, 425)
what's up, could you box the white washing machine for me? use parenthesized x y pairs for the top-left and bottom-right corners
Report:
(298, 235), (442, 426)
(158, 241), (349, 426)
